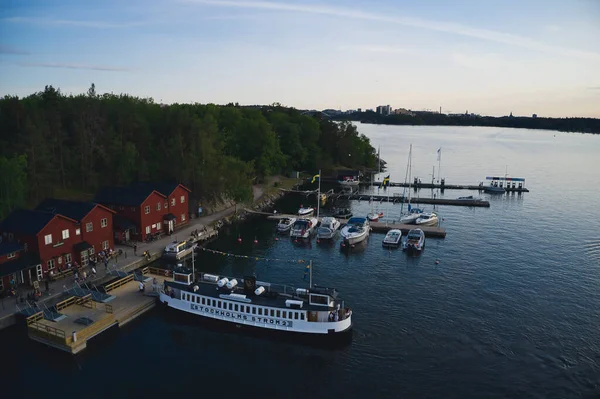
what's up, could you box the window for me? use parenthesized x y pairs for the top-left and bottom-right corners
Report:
(282, 311), (286, 319)
(102, 240), (109, 250)
(86, 222), (93, 232)
(44, 234), (52, 245)
(270, 309), (275, 317)
(180, 195), (185, 204)
(101, 218), (108, 228)
(152, 224), (156, 229)
(181, 214), (186, 222)
(58, 256), (62, 264)
(234, 304), (239, 312)
(276, 310), (281, 317)
(171, 198), (175, 206)
(294, 312), (299, 320)
(24, 243), (28, 251)
(252, 307), (256, 315)
(144, 206), (151, 215)
(145, 226), (151, 234)
(201, 297), (205, 305)
(218, 301), (222, 308)
(62, 229), (70, 240)
(157, 222), (161, 230)
(75, 228), (81, 236)
(164, 202), (168, 209)
(258, 308), (263, 315)
(47, 259), (55, 270)
(228, 303), (232, 310)
(131, 207), (136, 211)
(119, 206), (124, 210)
(0, 279), (3, 291)
(65, 253), (72, 263)
(7, 252), (16, 259)
(89, 246), (95, 256)
(156, 203), (161, 211)
(300, 313), (305, 320)
(8, 233), (13, 240)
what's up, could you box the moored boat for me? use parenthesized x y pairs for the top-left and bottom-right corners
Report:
(333, 208), (353, 219)
(163, 240), (196, 260)
(402, 228), (425, 253)
(338, 178), (359, 187)
(290, 217), (318, 239)
(298, 206), (315, 217)
(277, 217), (296, 233)
(367, 211), (384, 222)
(415, 212), (439, 227)
(159, 267), (353, 337)
(340, 217), (370, 246)
(382, 229), (402, 248)
(317, 217), (341, 240)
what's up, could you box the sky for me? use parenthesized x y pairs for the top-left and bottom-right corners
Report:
(1, 0), (599, 117)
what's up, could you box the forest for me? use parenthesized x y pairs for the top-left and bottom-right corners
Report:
(333, 111), (600, 134)
(0, 85), (376, 219)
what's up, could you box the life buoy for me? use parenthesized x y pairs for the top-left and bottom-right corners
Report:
(164, 269), (169, 276)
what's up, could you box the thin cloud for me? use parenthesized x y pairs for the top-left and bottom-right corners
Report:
(182, 0), (600, 61)
(339, 45), (411, 55)
(2, 16), (141, 29)
(18, 62), (134, 72)
(0, 44), (30, 55)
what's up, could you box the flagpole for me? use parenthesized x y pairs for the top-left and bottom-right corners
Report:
(316, 169), (321, 219)
(438, 148), (441, 184)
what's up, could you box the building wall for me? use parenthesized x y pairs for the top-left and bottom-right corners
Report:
(0, 249), (21, 265)
(167, 185), (190, 228)
(81, 206), (115, 253)
(139, 191), (168, 241)
(36, 216), (82, 274)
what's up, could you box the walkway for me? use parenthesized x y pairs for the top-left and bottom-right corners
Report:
(0, 187), (266, 324)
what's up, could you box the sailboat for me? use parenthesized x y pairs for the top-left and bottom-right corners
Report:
(292, 170), (320, 239)
(399, 144), (423, 224)
(367, 146), (384, 222)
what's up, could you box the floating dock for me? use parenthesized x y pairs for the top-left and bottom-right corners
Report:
(24, 267), (168, 355)
(336, 193), (490, 207)
(265, 214), (446, 238)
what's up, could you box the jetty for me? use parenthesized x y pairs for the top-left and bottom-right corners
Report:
(265, 214), (446, 238)
(335, 193), (489, 207)
(23, 266), (168, 354)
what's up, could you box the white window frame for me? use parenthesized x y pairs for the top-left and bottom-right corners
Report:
(7, 252), (16, 259)
(164, 202), (168, 209)
(101, 218), (108, 228)
(181, 213), (186, 222)
(62, 229), (70, 240)
(102, 240), (109, 250)
(36, 264), (43, 281)
(157, 222), (162, 230)
(89, 246), (95, 256)
(75, 228), (81, 236)
(156, 203), (161, 211)
(144, 206), (150, 215)
(44, 234), (52, 245)
(47, 259), (55, 270)
(180, 195), (185, 204)
(171, 198), (175, 206)
(86, 222), (93, 232)
(146, 226), (151, 234)
(65, 253), (72, 263)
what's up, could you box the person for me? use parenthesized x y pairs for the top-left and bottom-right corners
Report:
(91, 266), (97, 277)
(133, 243), (137, 256)
(44, 279), (49, 292)
(138, 281), (145, 293)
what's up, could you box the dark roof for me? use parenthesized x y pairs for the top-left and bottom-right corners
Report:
(0, 253), (41, 278)
(114, 215), (137, 230)
(0, 209), (65, 236)
(94, 186), (166, 206)
(163, 213), (177, 221)
(0, 242), (23, 256)
(132, 181), (191, 196)
(73, 241), (93, 252)
(35, 198), (111, 221)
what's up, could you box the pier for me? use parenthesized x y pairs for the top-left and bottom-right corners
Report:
(336, 193), (490, 207)
(23, 267), (167, 354)
(265, 214), (446, 238)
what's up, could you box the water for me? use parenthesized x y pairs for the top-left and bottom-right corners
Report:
(3, 125), (600, 399)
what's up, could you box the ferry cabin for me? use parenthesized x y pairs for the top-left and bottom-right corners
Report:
(161, 272), (352, 334)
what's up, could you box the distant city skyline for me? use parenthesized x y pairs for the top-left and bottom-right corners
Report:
(1, 0), (599, 118)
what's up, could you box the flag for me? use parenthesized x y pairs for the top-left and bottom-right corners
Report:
(311, 174), (320, 184)
(437, 148), (441, 161)
(382, 175), (390, 187)
(303, 263), (310, 280)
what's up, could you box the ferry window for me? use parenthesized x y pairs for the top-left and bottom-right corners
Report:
(252, 307), (256, 314)
(201, 297), (206, 305)
(228, 303), (232, 310)
(258, 308), (262, 315)
(282, 311), (286, 319)
(218, 301), (222, 308)
(309, 294), (329, 305)
(300, 313), (305, 320)
(294, 312), (299, 320)
(211, 299), (215, 307)
(270, 309), (274, 317)
(276, 310), (281, 318)
(234, 304), (239, 312)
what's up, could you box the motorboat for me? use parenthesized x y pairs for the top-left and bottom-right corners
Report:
(340, 217), (370, 246)
(334, 208), (353, 219)
(290, 217), (318, 239)
(485, 185), (506, 194)
(367, 211), (384, 222)
(298, 206), (315, 217)
(399, 207), (423, 224)
(317, 217), (341, 240)
(338, 178), (359, 187)
(457, 195), (474, 200)
(276, 217), (296, 233)
(415, 212), (439, 227)
(402, 228), (425, 253)
(382, 229), (402, 248)
(163, 240), (196, 260)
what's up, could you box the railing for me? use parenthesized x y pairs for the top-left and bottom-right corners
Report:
(26, 311), (44, 326)
(28, 320), (67, 345)
(50, 268), (74, 281)
(65, 315), (116, 345)
(105, 303), (113, 314)
(55, 296), (79, 312)
(103, 274), (134, 293)
(76, 294), (95, 309)
(146, 266), (172, 277)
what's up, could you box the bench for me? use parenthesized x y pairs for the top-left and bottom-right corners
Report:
(49, 269), (74, 281)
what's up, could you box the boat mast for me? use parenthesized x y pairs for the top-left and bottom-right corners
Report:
(403, 144), (413, 214)
(437, 147), (441, 184)
(316, 169), (321, 219)
(309, 260), (313, 288)
(192, 244), (195, 282)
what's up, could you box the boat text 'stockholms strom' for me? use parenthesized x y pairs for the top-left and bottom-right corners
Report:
(159, 264), (353, 337)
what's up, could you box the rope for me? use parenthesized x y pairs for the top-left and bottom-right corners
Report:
(199, 247), (308, 263)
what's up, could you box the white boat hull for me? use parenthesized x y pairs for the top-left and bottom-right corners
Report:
(400, 213), (420, 224)
(340, 228), (369, 245)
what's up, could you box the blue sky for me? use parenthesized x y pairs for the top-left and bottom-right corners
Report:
(1, 0), (599, 117)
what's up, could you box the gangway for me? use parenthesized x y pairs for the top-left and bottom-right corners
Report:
(64, 282), (116, 303)
(42, 303), (66, 322)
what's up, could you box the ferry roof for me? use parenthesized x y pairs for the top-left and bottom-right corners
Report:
(486, 176), (525, 181)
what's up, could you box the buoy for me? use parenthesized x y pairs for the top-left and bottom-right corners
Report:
(275, 237), (279, 241)
(341, 243), (345, 247)
(237, 237), (242, 243)
(316, 239), (320, 244)
(435, 259), (440, 265)
(294, 239), (298, 243)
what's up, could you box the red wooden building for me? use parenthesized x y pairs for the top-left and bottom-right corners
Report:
(36, 198), (116, 266)
(0, 242), (41, 290)
(0, 209), (81, 282)
(131, 182), (192, 234)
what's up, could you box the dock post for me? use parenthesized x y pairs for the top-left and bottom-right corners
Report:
(72, 331), (77, 342)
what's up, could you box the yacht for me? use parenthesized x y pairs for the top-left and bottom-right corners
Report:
(317, 217), (341, 240)
(402, 228), (425, 253)
(415, 212), (439, 227)
(340, 217), (370, 246)
(298, 206), (315, 217)
(277, 217), (296, 233)
(290, 217), (319, 239)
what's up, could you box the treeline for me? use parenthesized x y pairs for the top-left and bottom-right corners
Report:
(0, 85), (376, 219)
(333, 111), (600, 134)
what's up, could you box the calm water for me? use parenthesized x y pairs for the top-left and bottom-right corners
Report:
(4, 125), (600, 399)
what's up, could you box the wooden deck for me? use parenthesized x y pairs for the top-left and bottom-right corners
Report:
(336, 193), (490, 207)
(26, 269), (167, 355)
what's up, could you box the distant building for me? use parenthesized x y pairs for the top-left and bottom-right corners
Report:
(357, 108), (362, 113)
(532, 114), (537, 118)
(376, 105), (391, 115)
(392, 108), (415, 116)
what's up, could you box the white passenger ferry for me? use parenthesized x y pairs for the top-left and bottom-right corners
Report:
(159, 265), (352, 337)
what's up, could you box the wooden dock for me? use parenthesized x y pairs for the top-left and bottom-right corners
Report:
(335, 193), (490, 207)
(366, 182), (529, 193)
(25, 267), (168, 355)
(265, 214), (446, 238)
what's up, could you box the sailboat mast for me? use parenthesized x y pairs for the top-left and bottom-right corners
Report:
(316, 169), (321, 219)
(438, 148), (441, 183)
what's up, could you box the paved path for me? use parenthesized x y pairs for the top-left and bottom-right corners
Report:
(0, 187), (266, 322)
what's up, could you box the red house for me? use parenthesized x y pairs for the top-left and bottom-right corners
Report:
(94, 186), (168, 242)
(36, 198), (117, 266)
(131, 182), (192, 234)
(0, 209), (81, 280)
(0, 242), (41, 289)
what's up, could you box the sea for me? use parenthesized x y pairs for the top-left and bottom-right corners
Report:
(3, 124), (600, 399)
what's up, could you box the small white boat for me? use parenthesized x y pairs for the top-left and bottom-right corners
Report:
(290, 217), (318, 239)
(402, 228), (425, 253)
(317, 217), (341, 240)
(298, 206), (315, 217)
(340, 217), (370, 246)
(338, 178), (359, 187)
(382, 229), (402, 248)
(276, 217), (296, 233)
(415, 212), (439, 227)
(163, 240), (196, 260)
(367, 211), (384, 222)
(399, 207), (423, 224)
